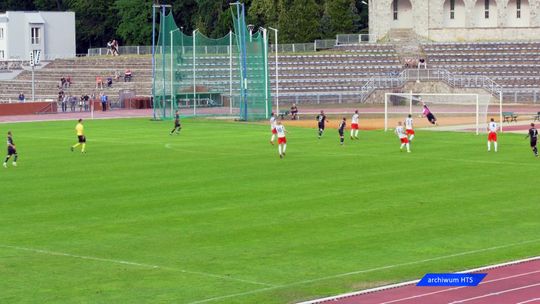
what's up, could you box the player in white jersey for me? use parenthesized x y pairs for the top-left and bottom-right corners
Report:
(487, 118), (498, 152)
(405, 114), (415, 142)
(275, 120), (288, 159)
(269, 113), (277, 145)
(395, 121), (411, 152)
(350, 110), (359, 139)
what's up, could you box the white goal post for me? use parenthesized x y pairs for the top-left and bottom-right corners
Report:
(384, 92), (503, 135)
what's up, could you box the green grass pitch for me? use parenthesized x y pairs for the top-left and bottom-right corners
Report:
(1, 118), (539, 304)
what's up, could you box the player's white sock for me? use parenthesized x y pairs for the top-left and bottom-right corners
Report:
(409, 135), (414, 141)
(278, 145), (282, 155)
(271, 134), (275, 142)
(355, 130), (359, 138)
(283, 144), (287, 154)
(494, 142), (498, 152)
(350, 130), (354, 138)
(400, 143), (405, 150)
(487, 141), (491, 151)
(406, 143), (410, 152)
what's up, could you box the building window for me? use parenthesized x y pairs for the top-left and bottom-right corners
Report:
(517, 0), (521, 18)
(484, 0), (489, 19)
(450, 0), (455, 19)
(0, 50), (4, 59)
(31, 27), (40, 45)
(0, 28), (4, 40)
(393, 0), (398, 20)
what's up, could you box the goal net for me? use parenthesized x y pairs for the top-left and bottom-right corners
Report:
(384, 93), (501, 134)
(153, 5), (271, 121)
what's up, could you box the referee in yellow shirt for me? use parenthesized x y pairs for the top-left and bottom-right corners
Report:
(71, 119), (86, 153)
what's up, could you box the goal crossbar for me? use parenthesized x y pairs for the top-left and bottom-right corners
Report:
(384, 92), (503, 135)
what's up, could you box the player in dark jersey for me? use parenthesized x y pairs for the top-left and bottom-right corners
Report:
(338, 117), (346, 145)
(3, 131), (18, 168)
(525, 123), (538, 157)
(170, 110), (181, 135)
(316, 110), (329, 139)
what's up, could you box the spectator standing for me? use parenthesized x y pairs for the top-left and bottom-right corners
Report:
(83, 94), (90, 111)
(69, 95), (77, 112)
(107, 40), (113, 55)
(107, 77), (113, 88)
(18, 92), (25, 102)
(112, 40), (119, 56)
(62, 94), (69, 113)
(100, 93), (108, 111)
(290, 104), (298, 120)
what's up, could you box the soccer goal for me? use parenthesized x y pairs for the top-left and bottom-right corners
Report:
(384, 92), (502, 135)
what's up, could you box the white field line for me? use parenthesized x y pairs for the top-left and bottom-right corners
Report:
(448, 282), (540, 304)
(0, 244), (275, 287)
(0, 113), (151, 124)
(517, 298), (540, 304)
(297, 255), (540, 304)
(190, 239), (540, 304)
(380, 269), (540, 304)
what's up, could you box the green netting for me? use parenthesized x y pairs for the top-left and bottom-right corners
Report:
(153, 6), (271, 121)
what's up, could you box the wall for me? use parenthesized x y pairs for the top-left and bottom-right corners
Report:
(370, 0), (540, 41)
(0, 11), (75, 60)
(428, 26), (540, 40)
(0, 102), (57, 116)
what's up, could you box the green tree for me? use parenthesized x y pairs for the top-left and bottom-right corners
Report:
(65, 0), (119, 53)
(324, 0), (358, 36)
(247, 0), (278, 29)
(0, 0), (35, 11)
(115, 0), (153, 45)
(278, 0), (321, 43)
(34, 0), (65, 10)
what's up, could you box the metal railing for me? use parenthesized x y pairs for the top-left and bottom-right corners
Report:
(358, 68), (506, 102)
(336, 34), (377, 45)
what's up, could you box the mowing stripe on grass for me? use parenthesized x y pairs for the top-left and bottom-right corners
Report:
(0, 244), (276, 287)
(188, 238), (540, 304)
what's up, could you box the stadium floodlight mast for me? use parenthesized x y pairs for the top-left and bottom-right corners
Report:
(193, 28), (199, 116)
(152, 4), (172, 120)
(170, 28), (180, 117)
(268, 27), (279, 115)
(259, 26), (269, 118)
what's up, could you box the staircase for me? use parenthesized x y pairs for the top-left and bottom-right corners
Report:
(387, 29), (425, 66)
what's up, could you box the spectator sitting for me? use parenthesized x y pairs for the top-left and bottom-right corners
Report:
(60, 77), (67, 88)
(290, 104), (298, 120)
(66, 76), (72, 88)
(418, 58), (427, 69)
(96, 76), (104, 89)
(107, 77), (113, 88)
(114, 70), (120, 81)
(18, 92), (25, 103)
(124, 69), (132, 82)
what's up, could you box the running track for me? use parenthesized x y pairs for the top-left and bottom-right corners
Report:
(301, 257), (540, 304)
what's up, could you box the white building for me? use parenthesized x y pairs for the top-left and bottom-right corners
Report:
(369, 0), (540, 41)
(0, 11), (75, 61)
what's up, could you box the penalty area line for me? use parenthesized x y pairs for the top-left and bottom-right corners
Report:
(0, 244), (275, 288)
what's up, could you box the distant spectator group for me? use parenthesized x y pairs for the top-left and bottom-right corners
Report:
(107, 39), (120, 56)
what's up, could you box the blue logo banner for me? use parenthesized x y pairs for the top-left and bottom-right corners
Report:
(417, 273), (487, 287)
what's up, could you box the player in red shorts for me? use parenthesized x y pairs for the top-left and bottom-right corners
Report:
(350, 110), (359, 139)
(275, 120), (288, 158)
(395, 121), (410, 153)
(269, 112), (277, 145)
(487, 118), (498, 152)
(405, 114), (415, 142)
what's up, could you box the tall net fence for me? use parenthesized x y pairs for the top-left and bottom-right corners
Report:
(153, 7), (271, 120)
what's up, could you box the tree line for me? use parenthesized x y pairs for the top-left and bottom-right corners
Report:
(1, 0), (368, 53)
